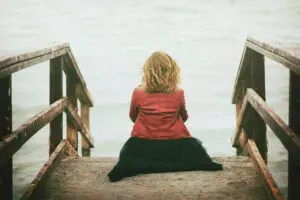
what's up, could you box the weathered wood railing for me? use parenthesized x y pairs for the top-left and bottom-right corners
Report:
(232, 37), (300, 200)
(0, 44), (94, 200)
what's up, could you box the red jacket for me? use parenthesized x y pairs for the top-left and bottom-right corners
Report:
(129, 87), (191, 139)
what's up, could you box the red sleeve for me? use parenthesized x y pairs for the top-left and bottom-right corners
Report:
(179, 90), (188, 122)
(129, 88), (139, 123)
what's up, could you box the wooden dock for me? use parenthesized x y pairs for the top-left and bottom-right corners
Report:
(1, 37), (300, 200)
(36, 156), (268, 200)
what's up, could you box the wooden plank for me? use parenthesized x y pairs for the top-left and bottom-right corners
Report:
(246, 89), (300, 162)
(248, 139), (284, 200)
(66, 75), (78, 153)
(246, 37), (300, 76)
(0, 98), (67, 168)
(0, 43), (69, 70)
(0, 48), (68, 78)
(247, 37), (300, 67)
(49, 57), (63, 156)
(237, 129), (249, 156)
(251, 51), (267, 162)
(20, 140), (76, 200)
(63, 50), (93, 107)
(0, 75), (12, 200)
(232, 96), (250, 147)
(81, 104), (91, 156)
(65, 102), (94, 148)
(232, 46), (252, 104)
(234, 96), (244, 154)
(235, 94), (243, 127)
(288, 70), (300, 200)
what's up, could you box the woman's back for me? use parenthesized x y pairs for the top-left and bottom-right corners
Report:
(129, 87), (190, 139)
(107, 51), (223, 182)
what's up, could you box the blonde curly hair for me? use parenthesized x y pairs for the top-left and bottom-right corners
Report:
(141, 51), (180, 93)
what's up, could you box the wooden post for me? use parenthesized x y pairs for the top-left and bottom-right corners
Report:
(251, 51), (267, 163)
(49, 57), (63, 156)
(67, 75), (78, 153)
(236, 81), (246, 155)
(236, 63), (252, 155)
(288, 70), (300, 200)
(0, 75), (12, 200)
(81, 104), (91, 156)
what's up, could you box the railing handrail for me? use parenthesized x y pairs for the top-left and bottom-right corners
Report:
(233, 88), (300, 160)
(232, 37), (300, 200)
(0, 43), (94, 200)
(232, 37), (300, 104)
(0, 43), (93, 107)
(0, 97), (94, 169)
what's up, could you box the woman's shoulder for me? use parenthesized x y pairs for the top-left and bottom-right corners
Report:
(132, 86), (184, 95)
(134, 85), (145, 93)
(131, 86), (145, 97)
(175, 87), (184, 94)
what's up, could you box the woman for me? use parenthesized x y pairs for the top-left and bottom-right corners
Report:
(107, 51), (223, 182)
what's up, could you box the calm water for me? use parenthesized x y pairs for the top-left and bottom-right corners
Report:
(1, 0), (300, 199)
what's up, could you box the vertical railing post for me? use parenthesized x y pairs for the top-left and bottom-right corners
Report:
(288, 70), (300, 200)
(81, 104), (91, 156)
(236, 81), (249, 155)
(235, 95), (243, 155)
(235, 47), (252, 155)
(67, 75), (78, 154)
(0, 75), (12, 200)
(49, 56), (63, 156)
(250, 51), (267, 163)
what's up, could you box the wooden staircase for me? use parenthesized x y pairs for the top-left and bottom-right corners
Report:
(1, 37), (300, 200)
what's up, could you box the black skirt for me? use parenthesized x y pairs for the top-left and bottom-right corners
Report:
(107, 137), (223, 182)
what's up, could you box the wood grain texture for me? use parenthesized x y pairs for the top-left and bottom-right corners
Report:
(49, 56), (63, 156)
(248, 139), (284, 200)
(0, 43), (69, 70)
(232, 46), (252, 103)
(0, 43), (93, 107)
(63, 50), (93, 107)
(250, 51), (267, 162)
(65, 103), (94, 148)
(246, 89), (300, 162)
(246, 37), (300, 75)
(0, 48), (68, 78)
(0, 98), (67, 168)
(232, 96), (250, 147)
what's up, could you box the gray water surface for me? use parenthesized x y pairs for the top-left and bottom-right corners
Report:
(1, 0), (300, 199)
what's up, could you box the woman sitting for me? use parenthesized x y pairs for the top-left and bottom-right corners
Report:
(108, 51), (223, 182)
